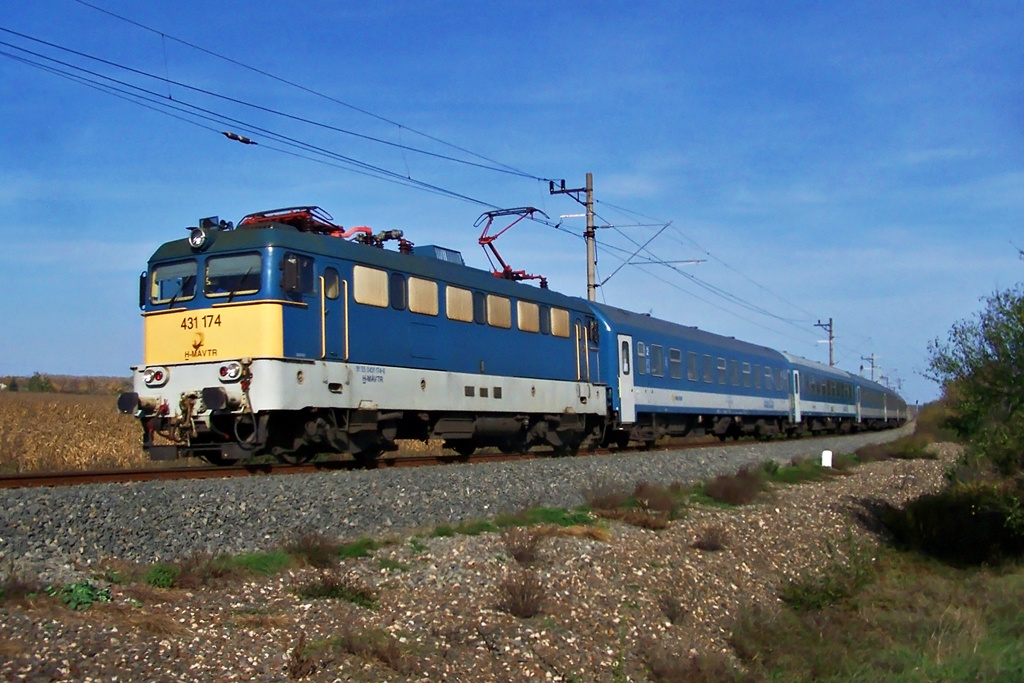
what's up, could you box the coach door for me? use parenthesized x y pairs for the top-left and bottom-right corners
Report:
(855, 385), (862, 424)
(791, 370), (802, 422)
(617, 334), (636, 423)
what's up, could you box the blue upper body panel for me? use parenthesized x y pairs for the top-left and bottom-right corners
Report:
(586, 302), (792, 413)
(145, 224), (599, 382)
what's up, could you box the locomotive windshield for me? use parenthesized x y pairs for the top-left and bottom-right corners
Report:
(204, 253), (262, 298)
(150, 260), (197, 304)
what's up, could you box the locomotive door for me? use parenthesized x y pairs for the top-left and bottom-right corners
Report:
(791, 370), (802, 422)
(318, 266), (343, 359)
(617, 334), (636, 423)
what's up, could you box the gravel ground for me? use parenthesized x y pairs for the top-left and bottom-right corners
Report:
(0, 426), (947, 681)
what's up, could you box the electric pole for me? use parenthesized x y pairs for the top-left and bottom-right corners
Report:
(815, 318), (834, 366)
(860, 353), (878, 381)
(550, 173), (597, 301)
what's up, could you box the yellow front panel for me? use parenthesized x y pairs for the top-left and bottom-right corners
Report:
(144, 302), (284, 365)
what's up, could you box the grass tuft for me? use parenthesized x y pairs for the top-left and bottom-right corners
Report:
(293, 570), (378, 609)
(496, 570), (545, 618)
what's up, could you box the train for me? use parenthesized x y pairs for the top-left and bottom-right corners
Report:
(117, 206), (908, 464)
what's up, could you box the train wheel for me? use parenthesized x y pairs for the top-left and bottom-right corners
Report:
(498, 437), (527, 455)
(444, 441), (476, 460)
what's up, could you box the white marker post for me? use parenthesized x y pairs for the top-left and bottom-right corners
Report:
(821, 449), (833, 468)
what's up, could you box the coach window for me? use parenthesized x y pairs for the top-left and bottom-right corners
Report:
(517, 301), (540, 333)
(636, 342), (646, 375)
(550, 307), (570, 338)
(650, 344), (664, 377)
(389, 272), (407, 310)
(353, 265), (388, 307)
(702, 354), (714, 383)
(669, 348), (683, 379)
(742, 362), (752, 388)
(717, 357), (727, 385)
(539, 305), (551, 334)
(151, 259), (197, 304)
(730, 359), (740, 386)
(487, 294), (512, 329)
(686, 351), (698, 381)
(323, 267), (340, 300)
(621, 340), (630, 375)
(764, 366), (774, 391)
(446, 285), (473, 322)
(208, 253), (263, 298)
(408, 277), (438, 316)
(754, 364), (762, 389)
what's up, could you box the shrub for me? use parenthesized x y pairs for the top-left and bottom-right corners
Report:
(640, 639), (740, 682)
(286, 632), (320, 680)
(284, 531), (342, 568)
(332, 626), (411, 674)
(46, 581), (111, 611)
(0, 567), (45, 602)
(592, 508), (670, 530)
(702, 466), (764, 505)
(144, 563), (180, 589)
(780, 536), (875, 611)
(658, 594), (687, 625)
(632, 482), (677, 514)
(880, 481), (1024, 565)
(691, 525), (728, 551)
(583, 480), (631, 510)
(496, 570), (544, 618)
(501, 527), (542, 565)
(293, 570), (377, 608)
(174, 551), (245, 588)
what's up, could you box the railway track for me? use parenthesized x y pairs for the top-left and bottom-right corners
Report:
(0, 431), (863, 490)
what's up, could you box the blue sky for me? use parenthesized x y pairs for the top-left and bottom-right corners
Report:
(1, 1), (1022, 404)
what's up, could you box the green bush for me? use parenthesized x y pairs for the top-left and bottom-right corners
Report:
(883, 481), (1024, 566)
(46, 581), (111, 610)
(144, 563), (180, 588)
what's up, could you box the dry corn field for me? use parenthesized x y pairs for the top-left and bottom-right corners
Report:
(0, 392), (145, 473)
(0, 391), (448, 473)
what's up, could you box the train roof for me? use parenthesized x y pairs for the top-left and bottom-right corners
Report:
(589, 302), (788, 361)
(148, 222), (586, 309)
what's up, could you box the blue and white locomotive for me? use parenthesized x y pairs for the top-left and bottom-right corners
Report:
(118, 206), (907, 464)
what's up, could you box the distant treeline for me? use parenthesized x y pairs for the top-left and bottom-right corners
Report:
(0, 373), (131, 394)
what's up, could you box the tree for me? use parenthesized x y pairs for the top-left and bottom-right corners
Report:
(25, 372), (55, 393)
(927, 286), (1024, 472)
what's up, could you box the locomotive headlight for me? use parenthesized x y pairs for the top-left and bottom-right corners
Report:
(143, 366), (169, 388)
(218, 362), (243, 382)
